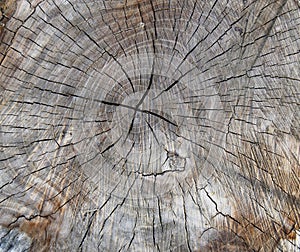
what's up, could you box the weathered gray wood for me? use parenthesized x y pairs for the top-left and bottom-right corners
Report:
(0, 0), (299, 251)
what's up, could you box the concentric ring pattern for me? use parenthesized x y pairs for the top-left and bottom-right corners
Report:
(1, 0), (299, 251)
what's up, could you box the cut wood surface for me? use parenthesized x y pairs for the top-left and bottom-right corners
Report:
(0, 0), (299, 251)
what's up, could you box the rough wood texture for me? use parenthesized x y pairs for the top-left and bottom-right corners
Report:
(0, 0), (299, 251)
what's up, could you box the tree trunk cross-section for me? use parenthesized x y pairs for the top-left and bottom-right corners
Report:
(0, 0), (299, 251)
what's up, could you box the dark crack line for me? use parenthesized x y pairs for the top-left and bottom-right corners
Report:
(99, 99), (178, 127)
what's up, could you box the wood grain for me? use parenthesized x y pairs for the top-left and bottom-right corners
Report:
(0, 0), (299, 251)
